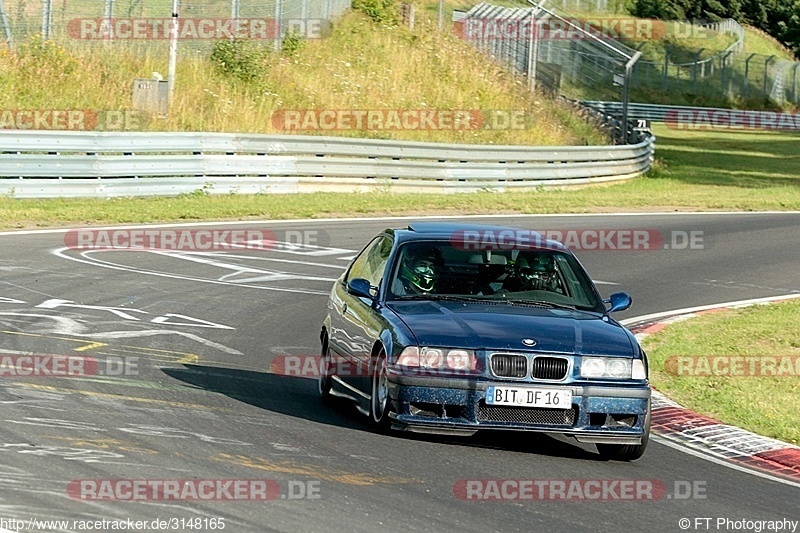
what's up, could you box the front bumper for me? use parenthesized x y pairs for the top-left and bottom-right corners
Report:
(386, 373), (650, 444)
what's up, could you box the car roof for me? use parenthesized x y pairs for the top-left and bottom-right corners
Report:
(391, 222), (569, 252)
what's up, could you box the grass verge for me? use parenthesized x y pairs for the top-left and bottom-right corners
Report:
(641, 300), (800, 445)
(0, 124), (798, 229)
(0, 9), (604, 146)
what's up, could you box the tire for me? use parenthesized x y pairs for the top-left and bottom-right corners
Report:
(596, 408), (651, 461)
(369, 350), (391, 431)
(318, 337), (333, 402)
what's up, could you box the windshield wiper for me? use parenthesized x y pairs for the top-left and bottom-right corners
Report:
(503, 298), (578, 310)
(396, 294), (492, 303)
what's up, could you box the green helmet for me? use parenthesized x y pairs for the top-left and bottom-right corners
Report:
(400, 245), (442, 293)
(517, 253), (556, 290)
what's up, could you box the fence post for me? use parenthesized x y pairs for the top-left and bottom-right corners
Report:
(621, 51), (641, 144)
(167, 0), (179, 107)
(763, 55), (775, 97)
(41, 0), (52, 41)
(231, 0), (240, 37)
(528, 9), (548, 92)
(720, 50), (733, 97)
(743, 53), (756, 99)
(793, 63), (800, 105)
(662, 48), (670, 90)
(692, 48), (703, 94)
(0, 0), (13, 49)
(103, 0), (114, 44)
(274, 0), (283, 51)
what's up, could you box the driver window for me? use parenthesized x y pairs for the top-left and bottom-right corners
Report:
(346, 236), (392, 290)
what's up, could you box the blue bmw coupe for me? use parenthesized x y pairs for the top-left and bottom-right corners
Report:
(320, 222), (651, 460)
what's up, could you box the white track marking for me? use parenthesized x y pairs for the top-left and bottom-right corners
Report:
(652, 435), (800, 489)
(51, 247), (330, 296)
(185, 251), (349, 270)
(624, 295), (800, 489)
(0, 311), (242, 355)
(620, 293), (800, 327)
(78, 330), (242, 355)
(147, 251), (338, 283)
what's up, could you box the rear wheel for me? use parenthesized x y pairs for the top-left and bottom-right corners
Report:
(596, 408), (650, 461)
(370, 350), (391, 431)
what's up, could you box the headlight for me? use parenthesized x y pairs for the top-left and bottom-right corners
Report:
(397, 347), (477, 373)
(580, 357), (645, 379)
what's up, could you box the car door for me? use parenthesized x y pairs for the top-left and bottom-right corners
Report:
(330, 235), (393, 392)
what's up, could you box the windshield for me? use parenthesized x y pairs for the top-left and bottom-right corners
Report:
(388, 241), (605, 312)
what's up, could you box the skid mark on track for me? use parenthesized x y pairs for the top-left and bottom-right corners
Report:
(43, 436), (158, 455)
(212, 453), (420, 486)
(3, 328), (240, 356)
(14, 383), (230, 412)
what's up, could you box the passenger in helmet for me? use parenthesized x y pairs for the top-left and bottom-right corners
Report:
(393, 245), (443, 295)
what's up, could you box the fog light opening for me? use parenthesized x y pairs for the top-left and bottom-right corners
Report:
(608, 414), (637, 428)
(589, 413), (608, 426)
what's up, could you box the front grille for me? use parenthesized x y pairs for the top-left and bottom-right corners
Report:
(490, 354), (527, 378)
(478, 404), (576, 426)
(531, 356), (569, 380)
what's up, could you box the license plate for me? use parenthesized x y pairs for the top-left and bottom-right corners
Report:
(486, 386), (572, 408)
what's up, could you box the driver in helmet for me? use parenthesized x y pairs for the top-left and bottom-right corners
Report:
(393, 245), (443, 295)
(509, 253), (560, 292)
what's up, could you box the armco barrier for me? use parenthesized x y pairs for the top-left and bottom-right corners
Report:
(0, 130), (654, 198)
(581, 101), (800, 130)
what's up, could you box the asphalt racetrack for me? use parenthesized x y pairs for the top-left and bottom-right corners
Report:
(0, 213), (797, 533)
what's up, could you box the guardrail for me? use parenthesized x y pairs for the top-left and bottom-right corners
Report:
(0, 130), (655, 198)
(581, 101), (800, 130)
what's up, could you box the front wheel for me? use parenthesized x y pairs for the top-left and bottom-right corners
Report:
(318, 338), (333, 402)
(370, 350), (391, 431)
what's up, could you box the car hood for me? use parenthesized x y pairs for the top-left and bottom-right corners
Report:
(387, 300), (635, 356)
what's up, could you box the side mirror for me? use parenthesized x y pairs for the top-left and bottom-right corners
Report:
(605, 292), (632, 313)
(347, 278), (375, 300)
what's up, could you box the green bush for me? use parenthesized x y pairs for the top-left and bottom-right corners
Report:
(352, 0), (398, 25)
(281, 30), (304, 56)
(209, 40), (270, 84)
